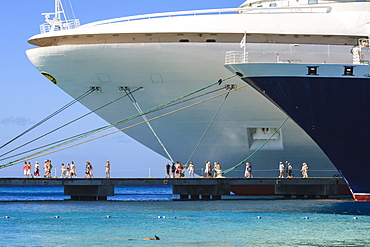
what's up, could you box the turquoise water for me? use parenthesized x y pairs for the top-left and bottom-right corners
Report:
(0, 186), (370, 246)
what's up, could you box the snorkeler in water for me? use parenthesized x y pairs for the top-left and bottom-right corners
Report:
(143, 235), (160, 240)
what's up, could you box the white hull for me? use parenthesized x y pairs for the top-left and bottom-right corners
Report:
(26, 42), (338, 177)
(26, 1), (370, 176)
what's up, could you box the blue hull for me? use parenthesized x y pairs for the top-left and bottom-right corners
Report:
(225, 62), (370, 200)
(225, 60), (370, 201)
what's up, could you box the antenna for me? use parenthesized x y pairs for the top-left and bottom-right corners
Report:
(40, 0), (80, 33)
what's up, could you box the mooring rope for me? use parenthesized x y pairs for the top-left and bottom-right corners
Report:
(185, 90), (231, 166)
(0, 89), (93, 151)
(221, 116), (289, 175)
(0, 75), (237, 168)
(0, 83), (248, 169)
(124, 88), (175, 163)
(0, 127), (102, 162)
(0, 87), (142, 159)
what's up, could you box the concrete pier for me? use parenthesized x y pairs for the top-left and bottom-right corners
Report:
(0, 177), (351, 200)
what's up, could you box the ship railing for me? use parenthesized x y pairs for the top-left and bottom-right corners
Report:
(81, 6), (331, 28)
(225, 51), (249, 64)
(40, 19), (80, 34)
(353, 38), (370, 65)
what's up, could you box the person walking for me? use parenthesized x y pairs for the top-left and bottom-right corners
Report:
(89, 162), (94, 178)
(285, 161), (290, 177)
(244, 162), (253, 178)
(105, 161), (111, 178)
(23, 162), (28, 178)
(214, 162), (222, 177)
(27, 162), (32, 178)
(287, 162), (293, 178)
(34, 161), (40, 178)
(165, 163), (171, 178)
(60, 163), (67, 178)
(177, 163), (184, 178)
(301, 162), (309, 178)
(278, 162), (284, 178)
(205, 161), (212, 178)
(188, 161), (195, 178)
(48, 160), (53, 178)
(70, 161), (78, 178)
(171, 162), (176, 178)
(85, 161), (91, 178)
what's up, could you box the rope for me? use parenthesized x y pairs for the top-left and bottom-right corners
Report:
(124, 88), (174, 163)
(0, 89), (92, 151)
(0, 75), (237, 168)
(221, 116), (289, 175)
(185, 91), (231, 165)
(0, 127), (102, 162)
(12, 84), (247, 168)
(0, 87), (141, 159)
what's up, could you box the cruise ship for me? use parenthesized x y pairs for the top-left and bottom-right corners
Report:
(25, 0), (362, 178)
(225, 38), (370, 200)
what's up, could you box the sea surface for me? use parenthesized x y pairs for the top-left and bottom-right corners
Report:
(0, 185), (370, 246)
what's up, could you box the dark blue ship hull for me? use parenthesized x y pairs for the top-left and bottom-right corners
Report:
(226, 63), (370, 201)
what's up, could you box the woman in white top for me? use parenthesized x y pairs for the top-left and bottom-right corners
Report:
(278, 162), (284, 178)
(188, 161), (195, 178)
(205, 161), (212, 178)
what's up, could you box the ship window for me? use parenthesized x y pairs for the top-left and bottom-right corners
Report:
(343, 66), (354, 76)
(90, 86), (102, 92)
(269, 3), (277, 7)
(206, 39), (216, 42)
(307, 66), (318, 75)
(308, 0), (318, 3)
(179, 39), (189, 42)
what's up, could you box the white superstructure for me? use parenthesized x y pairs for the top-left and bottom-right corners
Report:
(26, 0), (370, 177)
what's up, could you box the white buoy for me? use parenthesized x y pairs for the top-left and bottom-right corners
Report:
(353, 217), (358, 219)
(3, 216), (9, 218)
(256, 216), (262, 219)
(54, 216), (60, 218)
(105, 215), (111, 218)
(303, 216), (309, 220)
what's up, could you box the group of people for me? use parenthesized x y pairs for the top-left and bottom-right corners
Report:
(278, 161), (309, 178)
(166, 161), (194, 178)
(22, 160), (61, 178)
(22, 160), (111, 179)
(204, 161), (222, 178)
(165, 161), (223, 178)
(165, 160), (311, 179)
(59, 162), (78, 178)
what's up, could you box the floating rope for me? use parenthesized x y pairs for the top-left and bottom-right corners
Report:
(221, 116), (289, 175)
(0, 75), (238, 168)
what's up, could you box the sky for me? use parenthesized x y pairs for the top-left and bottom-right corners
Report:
(0, 0), (244, 178)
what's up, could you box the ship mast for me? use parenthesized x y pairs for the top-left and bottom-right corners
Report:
(40, 0), (80, 33)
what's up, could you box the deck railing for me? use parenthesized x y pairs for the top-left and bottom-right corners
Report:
(225, 51), (249, 64)
(81, 6), (331, 28)
(40, 19), (80, 34)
